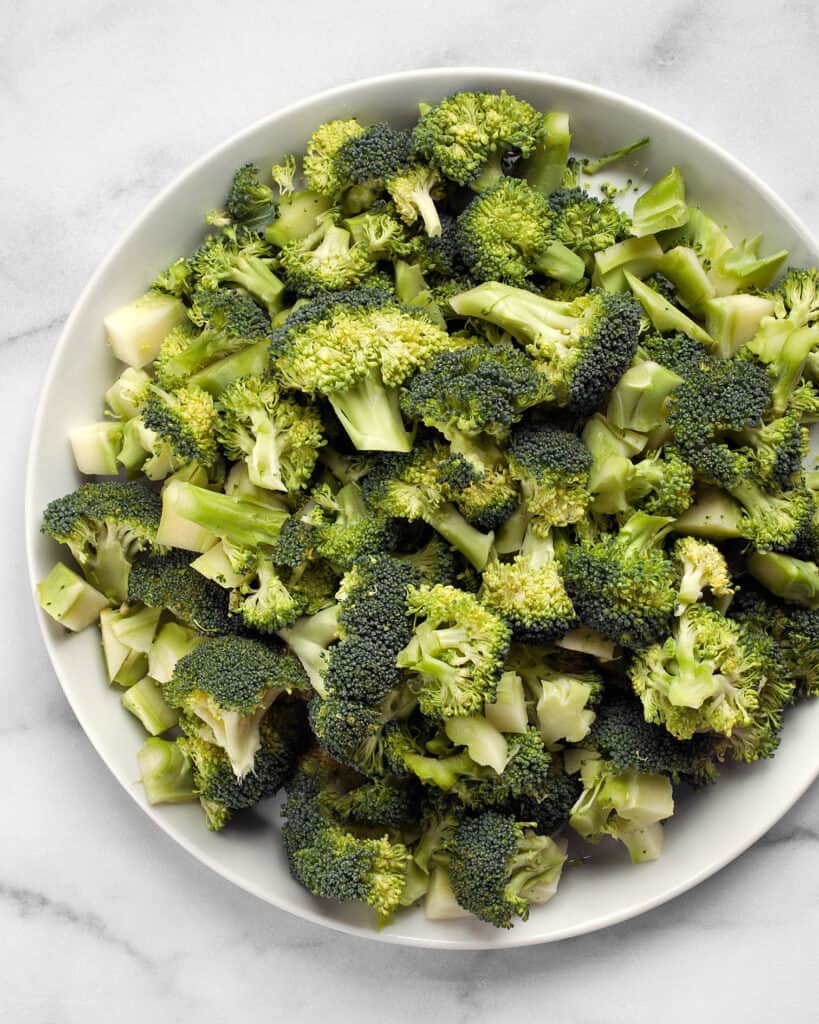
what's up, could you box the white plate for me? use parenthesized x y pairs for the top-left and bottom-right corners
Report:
(25, 68), (819, 949)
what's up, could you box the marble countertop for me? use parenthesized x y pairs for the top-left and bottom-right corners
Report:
(4, 0), (818, 1019)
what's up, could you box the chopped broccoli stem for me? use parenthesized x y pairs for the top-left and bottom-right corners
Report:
(137, 738), (196, 805)
(122, 676), (179, 735)
(328, 373), (413, 453)
(36, 563), (110, 632)
(162, 480), (288, 549)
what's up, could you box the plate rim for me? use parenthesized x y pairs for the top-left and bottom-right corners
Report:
(25, 65), (819, 950)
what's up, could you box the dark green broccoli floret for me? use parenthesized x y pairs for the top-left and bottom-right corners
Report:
(179, 697), (310, 829)
(457, 178), (585, 286)
(546, 187), (630, 265)
(628, 449), (695, 518)
(512, 767), (583, 836)
(400, 340), (543, 440)
(450, 282), (641, 414)
(363, 444), (497, 570)
(301, 480), (396, 572)
(141, 383), (219, 468)
(412, 90), (544, 190)
(165, 634), (309, 777)
(563, 512), (677, 650)
(217, 162), (277, 230)
(42, 480), (162, 602)
(731, 410), (808, 489)
(318, 775), (420, 831)
(638, 330), (716, 380)
(507, 423), (591, 529)
(228, 554), (308, 633)
(447, 811), (567, 928)
(157, 289), (271, 388)
(727, 479), (813, 553)
(397, 534), (464, 587)
(395, 583), (511, 718)
(411, 214), (468, 278)
(128, 549), (239, 635)
(270, 286), (451, 452)
(216, 374), (325, 493)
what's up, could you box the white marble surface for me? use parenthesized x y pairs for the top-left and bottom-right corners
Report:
(4, 0), (819, 1019)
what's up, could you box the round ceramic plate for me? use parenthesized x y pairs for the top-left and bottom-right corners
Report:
(26, 68), (819, 949)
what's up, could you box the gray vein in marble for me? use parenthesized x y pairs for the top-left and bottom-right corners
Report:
(1, 315), (66, 349)
(0, 882), (155, 970)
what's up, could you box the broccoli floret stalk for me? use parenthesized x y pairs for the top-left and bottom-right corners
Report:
(277, 603), (340, 696)
(457, 178), (585, 286)
(165, 636), (309, 778)
(161, 480), (288, 550)
(104, 291), (188, 367)
(606, 359), (683, 433)
(568, 754), (674, 864)
(121, 676), (179, 736)
(481, 525), (578, 644)
(36, 562), (110, 632)
(191, 540), (255, 589)
(216, 375), (324, 493)
(449, 282), (641, 414)
(747, 550), (819, 609)
(629, 605), (773, 740)
(279, 213), (376, 296)
(631, 167), (688, 237)
(583, 136), (650, 175)
(727, 478), (813, 552)
(387, 165), (444, 237)
(189, 228), (286, 317)
(524, 110), (571, 195)
(507, 423), (592, 529)
(731, 411), (808, 490)
(363, 445), (496, 570)
(483, 669), (529, 734)
(413, 90), (544, 191)
(100, 607), (148, 685)
(624, 271), (714, 345)
(563, 512), (677, 649)
(396, 584), (511, 718)
(208, 162), (277, 230)
(672, 486), (750, 541)
(753, 324), (819, 416)
(264, 187), (333, 248)
(673, 537), (733, 613)
(137, 738), (196, 805)
(444, 714), (509, 774)
(447, 812), (567, 928)
(105, 366), (151, 419)
(271, 287), (451, 452)
(148, 622), (203, 684)
(41, 481), (162, 602)
(581, 413), (647, 515)
(400, 340), (543, 441)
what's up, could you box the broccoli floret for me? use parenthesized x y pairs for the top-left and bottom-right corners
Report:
(158, 289), (271, 387)
(400, 340), (542, 440)
(303, 118), (366, 198)
(387, 164), (445, 238)
(270, 286), (451, 452)
(395, 583), (510, 718)
(412, 90), (544, 190)
(397, 534), (464, 587)
(673, 536), (734, 612)
(216, 374), (324, 493)
(279, 213), (377, 296)
(481, 525), (577, 644)
(516, 653), (602, 748)
(628, 449), (695, 518)
(457, 178), (585, 286)
(214, 162), (277, 230)
(344, 203), (417, 260)
(141, 383), (218, 468)
(450, 282), (641, 414)
(363, 444), (496, 570)
(748, 322), (819, 417)
(546, 186), (630, 266)
(180, 697), (310, 829)
(749, 267), (819, 373)
(728, 478), (813, 553)
(333, 121), (412, 189)
(128, 549), (239, 635)
(638, 330), (715, 380)
(228, 554), (306, 632)
(188, 227), (286, 317)
(731, 410), (808, 489)
(282, 764), (410, 923)
(410, 214), (468, 279)
(508, 423), (591, 530)
(563, 512), (677, 649)
(318, 775), (420, 832)
(588, 696), (718, 784)
(628, 605), (775, 740)
(568, 753), (674, 864)
(42, 480), (162, 602)
(447, 811), (567, 928)
(302, 480), (395, 571)
(511, 766), (584, 837)
(165, 635), (309, 777)
(667, 356), (771, 488)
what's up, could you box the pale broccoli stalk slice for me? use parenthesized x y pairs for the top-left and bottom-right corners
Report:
(747, 551), (819, 609)
(69, 422), (123, 476)
(122, 676), (179, 735)
(444, 714), (509, 774)
(277, 603), (340, 697)
(148, 622), (203, 684)
(484, 670), (529, 734)
(36, 563), (110, 632)
(606, 360), (683, 433)
(162, 480), (288, 549)
(137, 738), (197, 805)
(625, 271), (713, 345)
(105, 291), (188, 367)
(631, 167), (688, 237)
(533, 674), (599, 748)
